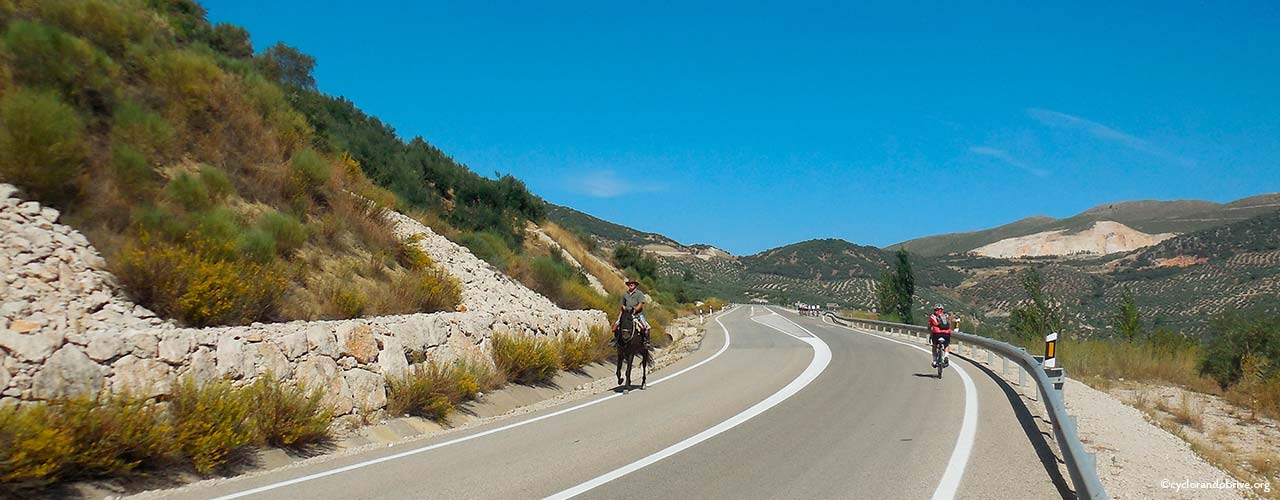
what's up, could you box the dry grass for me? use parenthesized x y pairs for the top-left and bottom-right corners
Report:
(559, 327), (612, 371)
(1170, 393), (1205, 431)
(542, 222), (627, 295)
(491, 333), (561, 384)
(386, 359), (490, 422)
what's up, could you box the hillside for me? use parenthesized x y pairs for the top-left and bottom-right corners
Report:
(0, 0), (581, 327)
(944, 208), (1280, 335)
(546, 204), (684, 250)
(892, 194), (1280, 256)
(563, 196), (1280, 337)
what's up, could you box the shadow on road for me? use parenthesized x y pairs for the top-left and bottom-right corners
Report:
(960, 355), (1076, 500)
(912, 372), (941, 379)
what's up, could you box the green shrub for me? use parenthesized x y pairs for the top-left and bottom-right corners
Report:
(386, 360), (483, 422)
(114, 236), (287, 326)
(111, 100), (175, 159)
(38, 0), (165, 56)
(143, 48), (224, 110)
(0, 403), (76, 491)
(55, 393), (172, 478)
(0, 87), (86, 204)
(1199, 309), (1280, 388)
(461, 231), (515, 270)
(492, 333), (559, 384)
(245, 376), (333, 449)
(169, 378), (254, 475)
(288, 147), (331, 195)
(1, 19), (119, 109)
(331, 288), (367, 318)
(257, 210), (307, 256)
(559, 330), (604, 371)
(164, 166), (233, 212)
(110, 142), (155, 196)
(388, 267), (462, 314)
(237, 227), (276, 263)
(397, 236), (433, 270)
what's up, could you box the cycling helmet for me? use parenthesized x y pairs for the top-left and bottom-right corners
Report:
(934, 304), (945, 310)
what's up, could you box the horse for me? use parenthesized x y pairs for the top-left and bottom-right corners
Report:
(615, 309), (654, 389)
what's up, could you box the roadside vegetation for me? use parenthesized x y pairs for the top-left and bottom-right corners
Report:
(0, 377), (333, 495)
(977, 268), (1280, 421)
(0, 0), (539, 326)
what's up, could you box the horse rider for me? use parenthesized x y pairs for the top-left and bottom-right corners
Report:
(614, 279), (651, 346)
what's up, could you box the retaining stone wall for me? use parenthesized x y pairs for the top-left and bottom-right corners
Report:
(0, 184), (607, 417)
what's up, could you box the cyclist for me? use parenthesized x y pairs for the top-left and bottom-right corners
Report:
(928, 304), (953, 368)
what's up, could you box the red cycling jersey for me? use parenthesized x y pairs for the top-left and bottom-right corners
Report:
(929, 312), (953, 335)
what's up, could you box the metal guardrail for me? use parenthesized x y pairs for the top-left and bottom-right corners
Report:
(824, 313), (1108, 500)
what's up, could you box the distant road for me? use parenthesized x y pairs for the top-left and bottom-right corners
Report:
(154, 307), (1070, 500)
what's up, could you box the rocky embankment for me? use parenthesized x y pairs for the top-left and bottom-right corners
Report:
(0, 184), (606, 420)
(971, 221), (1176, 258)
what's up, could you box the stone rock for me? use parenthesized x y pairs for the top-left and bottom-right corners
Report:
(337, 323), (379, 363)
(377, 335), (408, 378)
(124, 330), (159, 358)
(0, 329), (63, 362)
(0, 353), (9, 391)
(215, 335), (246, 379)
(32, 345), (103, 399)
(254, 342), (291, 379)
(343, 368), (386, 412)
(306, 325), (339, 357)
(86, 331), (127, 361)
(338, 356), (357, 370)
(10, 320), (38, 333)
(158, 331), (193, 364)
(297, 357), (353, 416)
(280, 331), (307, 360)
(186, 347), (217, 384)
(111, 355), (174, 398)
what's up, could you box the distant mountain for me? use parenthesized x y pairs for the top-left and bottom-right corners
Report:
(546, 204), (731, 259)
(947, 208), (1280, 335)
(891, 193), (1280, 256)
(547, 204), (685, 250)
(554, 193), (1280, 336)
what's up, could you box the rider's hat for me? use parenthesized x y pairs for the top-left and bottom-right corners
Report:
(626, 279), (639, 285)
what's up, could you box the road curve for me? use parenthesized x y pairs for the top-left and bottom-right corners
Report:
(149, 306), (1069, 500)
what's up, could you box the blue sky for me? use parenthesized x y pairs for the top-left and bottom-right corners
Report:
(204, 1), (1280, 255)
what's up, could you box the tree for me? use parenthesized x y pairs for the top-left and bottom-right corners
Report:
(1008, 267), (1065, 340)
(875, 272), (898, 321)
(257, 42), (316, 89)
(1111, 289), (1142, 341)
(892, 250), (915, 324)
(1199, 307), (1280, 388)
(208, 23), (253, 59)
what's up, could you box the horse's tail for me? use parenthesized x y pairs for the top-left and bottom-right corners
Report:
(642, 344), (654, 368)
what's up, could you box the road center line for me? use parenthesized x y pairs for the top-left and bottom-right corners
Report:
(210, 307), (740, 500)
(545, 306), (832, 500)
(821, 316), (978, 500)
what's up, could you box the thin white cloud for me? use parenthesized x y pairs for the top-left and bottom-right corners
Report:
(1027, 108), (1196, 167)
(969, 146), (1049, 176)
(568, 169), (666, 198)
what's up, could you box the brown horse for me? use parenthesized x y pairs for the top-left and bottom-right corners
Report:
(616, 309), (654, 389)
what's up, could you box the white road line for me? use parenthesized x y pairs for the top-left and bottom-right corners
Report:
(820, 316), (978, 500)
(210, 307), (740, 500)
(545, 306), (831, 500)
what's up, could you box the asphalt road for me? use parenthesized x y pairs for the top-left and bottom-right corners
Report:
(152, 306), (1070, 500)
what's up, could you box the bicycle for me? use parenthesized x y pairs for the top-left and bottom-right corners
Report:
(931, 334), (950, 378)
